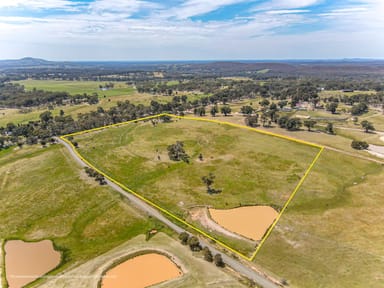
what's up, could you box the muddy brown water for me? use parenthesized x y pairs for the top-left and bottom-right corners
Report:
(4, 240), (61, 288)
(209, 206), (278, 241)
(101, 253), (182, 288)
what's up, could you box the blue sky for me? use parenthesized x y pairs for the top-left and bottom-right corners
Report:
(0, 0), (383, 60)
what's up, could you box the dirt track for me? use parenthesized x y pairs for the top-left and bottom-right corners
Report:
(368, 144), (384, 159)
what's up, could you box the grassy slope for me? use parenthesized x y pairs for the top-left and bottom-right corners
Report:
(75, 118), (319, 214)
(217, 115), (383, 160)
(0, 144), (167, 282)
(73, 118), (319, 255)
(216, 113), (384, 146)
(256, 149), (384, 288)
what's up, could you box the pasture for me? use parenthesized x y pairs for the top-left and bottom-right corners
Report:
(0, 144), (169, 286)
(72, 116), (320, 256)
(14, 80), (135, 97)
(256, 149), (384, 287)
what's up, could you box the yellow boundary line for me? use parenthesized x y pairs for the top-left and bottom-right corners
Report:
(167, 114), (322, 149)
(61, 113), (324, 261)
(249, 146), (324, 261)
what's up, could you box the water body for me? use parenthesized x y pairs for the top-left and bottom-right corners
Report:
(101, 253), (182, 288)
(209, 206), (278, 241)
(5, 240), (61, 288)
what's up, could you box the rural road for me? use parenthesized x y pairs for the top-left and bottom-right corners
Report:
(317, 125), (384, 164)
(324, 145), (384, 164)
(57, 137), (280, 288)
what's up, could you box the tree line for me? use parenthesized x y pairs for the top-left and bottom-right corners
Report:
(0, 100), (171, 150)
(178, 232), (225, 267)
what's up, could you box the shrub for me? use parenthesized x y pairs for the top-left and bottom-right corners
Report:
(351, 140), (369, 150)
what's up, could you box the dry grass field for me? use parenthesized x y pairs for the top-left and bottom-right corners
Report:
(256, 149), (384, 287)
(72, 116), (320, 255)
(0, 144), (171, 286)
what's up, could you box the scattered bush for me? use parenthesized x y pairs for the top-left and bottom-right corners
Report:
(351, 140), (369, 150)
(202, 247), (213, 262)
(167, 141), (190, 163)
(84, 166), (107, 185)
(178, 232), (189, 245)
(351, 103), (368, 115)
(187, 236), (202, 251)
(245, 115), (259, 127)
(214, 253), (225, 267)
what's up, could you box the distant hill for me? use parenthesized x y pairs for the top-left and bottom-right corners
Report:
(0, 57), (52, 68)
(1, 57), (383, 77)
(0, 57), (80, 70)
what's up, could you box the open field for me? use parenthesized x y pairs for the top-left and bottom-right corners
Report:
(319, 90), (377, 98)
(2, 79), (209, 126)
(294, 107), (384, 130)
(0, 93), (173, 127)
(38, 233), (246, 288)
(14, 80), (135, 97)
(294, 109), (348, 121)
(0, 144), (171, 286)
(13, 79), (206, 104)
(0, 105), (97, 127)
(204, 114), (384, 163)
(72, 116), (320, 255)
(256, 149), (384, 287)
(228, 99), (261, 113)
(339, 112), (384, 131)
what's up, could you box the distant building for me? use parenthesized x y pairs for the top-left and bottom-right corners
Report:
(295, 101), (310, 111)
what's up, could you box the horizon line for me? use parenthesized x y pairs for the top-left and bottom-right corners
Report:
(1, 57), (384, 63)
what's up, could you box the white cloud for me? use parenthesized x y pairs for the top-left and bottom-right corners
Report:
(320, 6), (368, 17)
(0, 0), (383, 60)
(319, 1), (384, 31)
(266, 9), (310, 14)
(167, 0), (251, 19)
(0, 0), (80, 10)
(89, 0), (162, 16)
(253, 0), (323, 11)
